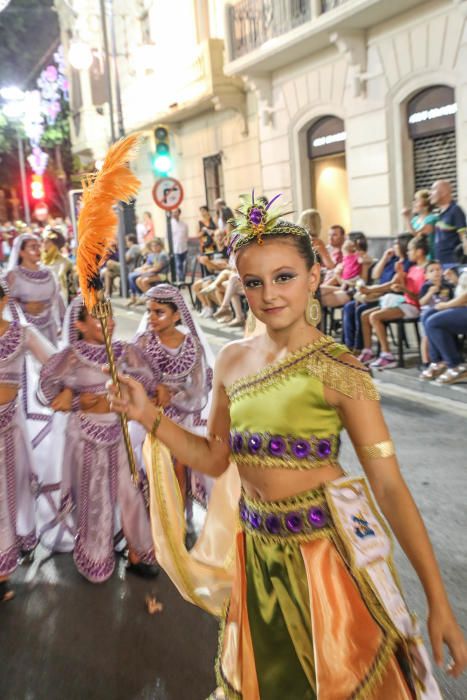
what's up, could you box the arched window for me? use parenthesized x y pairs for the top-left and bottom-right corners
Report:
(407, 85), (457, 198)
(307, 116), (346, 159)
(306, 116), (349, 235)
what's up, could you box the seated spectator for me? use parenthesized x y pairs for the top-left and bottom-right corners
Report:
(319, 236), (372, 309)
(103, 233), (141, 297)
(126, 238), (169, 306)
(417, 260), (455, 370)
(297, 210), (336, 269)
(198, 205), (216, 234)
(343, 234), (411, 350)
(356, 234), (413, 357)
(193, 230), (230, 318)
(402, 189), (437, 258)
(358, 236), (429, 369)
(420, 270), (467, 384)
(211, 271), (246, 328)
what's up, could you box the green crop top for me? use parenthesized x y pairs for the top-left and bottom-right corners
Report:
(226, 336), (379, 470)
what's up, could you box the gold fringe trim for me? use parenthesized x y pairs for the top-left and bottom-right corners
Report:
(226, 335), (332, 400)
(352, 628), (400, 700)
(306, 347), (380, 402)
(215, 604), (243, 700)
(233, 453), (341, 471)
(227, 336), (379, 404)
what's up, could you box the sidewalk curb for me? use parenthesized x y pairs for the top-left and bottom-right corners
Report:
(374, 379), (467, 417)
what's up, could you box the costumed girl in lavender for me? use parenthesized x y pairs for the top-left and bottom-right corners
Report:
(0, 278), (57, 602)
(37, 296), (158, 583)
(133, 284), (214, 538)
(6, 233), (65, 346)
(6, 233), (66, 479)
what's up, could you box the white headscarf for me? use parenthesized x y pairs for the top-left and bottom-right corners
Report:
(136, 283), (215, 368)
(7, 233), (40, 271)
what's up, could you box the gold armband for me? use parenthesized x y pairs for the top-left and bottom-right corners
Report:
(356, 440), (395, 460)
(150, 407), (164, 437)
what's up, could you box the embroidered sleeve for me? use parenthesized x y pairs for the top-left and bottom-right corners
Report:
(119, 342), (158, 396)
(307, 346), (380, 401)
(37, 347), (76, 406)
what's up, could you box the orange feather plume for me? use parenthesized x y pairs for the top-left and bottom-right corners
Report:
(77, 133), (142, 311)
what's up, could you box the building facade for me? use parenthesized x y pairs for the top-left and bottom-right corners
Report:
(224, 0), (467, 239)
(58, 0), (467, 240)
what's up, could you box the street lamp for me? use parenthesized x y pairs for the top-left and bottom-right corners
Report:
(0, 87), (30, 224)
(68, 40), (93, 71)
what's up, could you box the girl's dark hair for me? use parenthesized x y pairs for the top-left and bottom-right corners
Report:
(396, 233), (413, 258)
(413, 235), (430, 256)
(221, 206), (234, 221)
(354, 235), (368, 252)
(272, 232), (318, 269)
(76, 305), (88, 341)
(18, 237), (33, 264)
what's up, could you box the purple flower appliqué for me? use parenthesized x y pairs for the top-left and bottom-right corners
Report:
(249, 207), (263, 226)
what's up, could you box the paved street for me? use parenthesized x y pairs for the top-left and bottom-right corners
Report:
(1, 305), (466, 700)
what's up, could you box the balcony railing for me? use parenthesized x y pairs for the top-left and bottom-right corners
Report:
(228, 0), (311, 60)
(321, 0), (351, 12)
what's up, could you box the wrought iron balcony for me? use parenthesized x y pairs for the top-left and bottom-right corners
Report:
(225, 0), (427, 72)
(321, 0), (351, 12)
(228, 0), (312, 60)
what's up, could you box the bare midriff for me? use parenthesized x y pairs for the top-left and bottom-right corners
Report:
(0, 385), (19, 405)
(23, 301), (47, 315)
(79, 393), (112, 414)
(238, 461), (345, 501)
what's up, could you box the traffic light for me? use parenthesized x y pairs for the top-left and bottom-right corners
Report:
(31, 174), (45, 200)
(152, 125), (172, 176)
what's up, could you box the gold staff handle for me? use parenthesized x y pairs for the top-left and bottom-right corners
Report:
(92, 295), (138, 485)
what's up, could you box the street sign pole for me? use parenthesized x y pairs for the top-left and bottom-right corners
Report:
(152, 177), (184, 283)
(165, 211), (176, 283)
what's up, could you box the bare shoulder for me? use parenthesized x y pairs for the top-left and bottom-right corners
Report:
(214, 336), (260, 386)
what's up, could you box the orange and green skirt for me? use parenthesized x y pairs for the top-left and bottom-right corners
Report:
(216, 486), (439, 700)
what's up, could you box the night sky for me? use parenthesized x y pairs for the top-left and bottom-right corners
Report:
(0, 0), (60, 88)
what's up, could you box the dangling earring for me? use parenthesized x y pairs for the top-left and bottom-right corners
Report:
(246, 309), (256, 335)
(306, 292), (321, 327)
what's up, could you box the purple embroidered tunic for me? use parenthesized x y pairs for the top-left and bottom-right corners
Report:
(7, 265), (64, 346)
(0, 321), (55, 576)
(37, 339), (156, 583)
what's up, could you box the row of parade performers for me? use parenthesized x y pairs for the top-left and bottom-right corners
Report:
(0, 233), (212, 601)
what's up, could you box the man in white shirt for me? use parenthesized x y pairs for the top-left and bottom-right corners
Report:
(171, 208), (189, 281)
(136, 215), (147, 246)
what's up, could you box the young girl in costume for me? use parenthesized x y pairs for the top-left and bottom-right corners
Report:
(108, 195), (466, 699)
(38, 296), (157, 583)
(0, 278), (57, 602)
(132, 284), (213, 527)
(7, 233), (65, 346)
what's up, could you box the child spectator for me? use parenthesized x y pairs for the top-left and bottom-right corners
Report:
(320, 236), (372, 309)
(418, 260), (455, 369)
(359, 236), (429, 369)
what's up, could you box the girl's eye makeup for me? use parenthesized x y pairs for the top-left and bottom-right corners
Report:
(243, 271), (298, 288)
(243, 279), (262, 289)
(273, 272), (297, 284)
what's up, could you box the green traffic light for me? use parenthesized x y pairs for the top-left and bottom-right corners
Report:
(153, 154), (172, 174)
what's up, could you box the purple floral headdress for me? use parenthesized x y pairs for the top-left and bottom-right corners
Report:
(228, 190), (305, 253)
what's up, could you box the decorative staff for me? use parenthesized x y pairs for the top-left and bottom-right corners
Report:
(76, 133), (141, 483)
